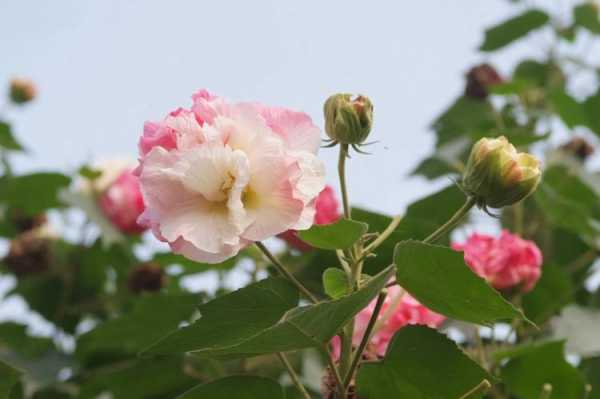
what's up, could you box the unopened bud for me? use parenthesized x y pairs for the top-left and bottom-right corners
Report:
(462, 136), (541, 208)
(560, 137), (594, 161)
(128, 262), (166, 294)
(324, 93), (373, 145)
(9, 78), (37, 105)
(465, 64), (504, 99)
(3, 231), (51, 277)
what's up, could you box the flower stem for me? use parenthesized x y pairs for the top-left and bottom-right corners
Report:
(323, 345), (345, 398)
(255, 242), (318, 304)
(423, 196), (476, 244)
(459, 379), (492, 399)
(276, 352), (311, 399)
(338, 144), (351, 219)
(343, 291), (387, 391)
(360, 214), (403, 260)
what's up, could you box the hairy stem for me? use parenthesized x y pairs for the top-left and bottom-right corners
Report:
(277, 352), (311, 399)
(459, 380), (492, 399)
(423, 196), (476, 244)
(338, 144), (351, 219)
(255, 242), (318, 304)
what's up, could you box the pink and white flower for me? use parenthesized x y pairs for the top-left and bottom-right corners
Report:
(331, 285), (445, 358)
(137, 90), (325, 263)
(452, 230), (543, 292)
(279, 185), (340, 251)
(98, 169), (146, 234)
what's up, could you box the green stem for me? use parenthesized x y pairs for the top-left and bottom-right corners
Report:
(360, 214), (402, 260)
(255, 242), (318, 304)
(323, 345), (345, 398)
(277, 352), (311, 399)
(459, 380), (492, 399)
(343, 291), (387, 391)
(423, 197), (476, 244)
(338, 144), (351, 219)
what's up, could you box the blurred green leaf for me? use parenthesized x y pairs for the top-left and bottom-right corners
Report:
(0, 323), (53, 358)
(394, 241), (526, 325)
(0, 360), (22, 398)
(322, 268), (349, 299)
(581, 356), (600, 399)
(480, 9), (550, 51)
(357, 326), (492, 398)
(432, 97), (496, 147)
(79, 357), (196, 399)
(0, 121), (24, 152)
(522, 263), (574, 324)
(501, 341), (587, 399)
(76, 294), (198, 366)
(298, 219), (368, 250)
(574, 3), (600, 34)
(583, 89), (600, 136)
(548, 89), (589, 128)
(143, 266), (394, 359)
(0, 173), (71, 215)
(178, 376), (284, 399)
(77, 165), (102, 180)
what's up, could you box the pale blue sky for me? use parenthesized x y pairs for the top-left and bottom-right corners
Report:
(0, 0), (527, 215)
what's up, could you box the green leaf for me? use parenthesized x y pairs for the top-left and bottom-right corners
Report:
(178, 376), (284, 399)
(501, 341), (587, 399)
(432, 97), (496, 147)
(353, 185), (466, 274)
(143, 265), (394, 359)
(0, 173), (71, 215)
(297, 218), (368, 250)
(0, 121), (24, 152)
(574, 3), (600, 34)
(523, 263), (574, 324)
(77, 165), (103, 180)
(357, 326), (492, 398)
(534, 166), (600, 238)
(394, 241), (526, 325)
(480, 9), (550, 51)
(548, 89), (589, 128)
(0, 360), (22, 398)
(322, 268), (349, 299)
(0, 322), (54, 358)
(152, 252), (237, 274)
(76, 294), (199, 366)
(584, 89), (600, 136)
(581, 356), (600, 399)
(80, 357), (197, 399)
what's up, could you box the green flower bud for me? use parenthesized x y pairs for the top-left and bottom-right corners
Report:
(324, 93), (373, 145)
(462, 136), (541, 209)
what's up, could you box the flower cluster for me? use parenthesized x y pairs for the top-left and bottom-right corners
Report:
(332, 285), (445, 358)
(136, 90), (325, 263)
(453, 230), (543, 292)
(279, 185), (340, 250)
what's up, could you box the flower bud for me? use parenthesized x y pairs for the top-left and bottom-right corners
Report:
(465, 64), (504, 99)
(9, 78), (37, 105)
(560, 137), (594, 161)
(324, 93), (373, 145)
(462, 136), (541, 208)
(3, 231), (51, 277)
(128, 262), (166, 294)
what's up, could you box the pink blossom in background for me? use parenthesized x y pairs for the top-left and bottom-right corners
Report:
(331, 285), (445, 358)
(452, 230), (543, 292)
(136, 90), (325, 263)
(98, 170), (146, 234)
(279, 185), (340, 251)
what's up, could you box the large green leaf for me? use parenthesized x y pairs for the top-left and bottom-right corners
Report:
(357, 326), (491, 398)
(574, 3), (600, 34)
(548, 89), (588, 128)
(0, 173), (71, 215)
(432, 97), (496, 147)
(0, 121), (24, 152)
(584, 89), (600, 136)
(394, 241), (525, 325)
(143, 266), (394, 359)
(501, 341), (587, 399)
(581, 356), (600, 399)
(523, 263), (574, 324)
(0, 360), (22, 398)
(178, 376), (284, 399)
(76, 294), (199, 366)
(0, 323), (54, 358)
(297, 218), (368, 250)
(480, 9), (550, 51)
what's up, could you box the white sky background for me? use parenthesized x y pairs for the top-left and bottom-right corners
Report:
(0, 0), (527, 215)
